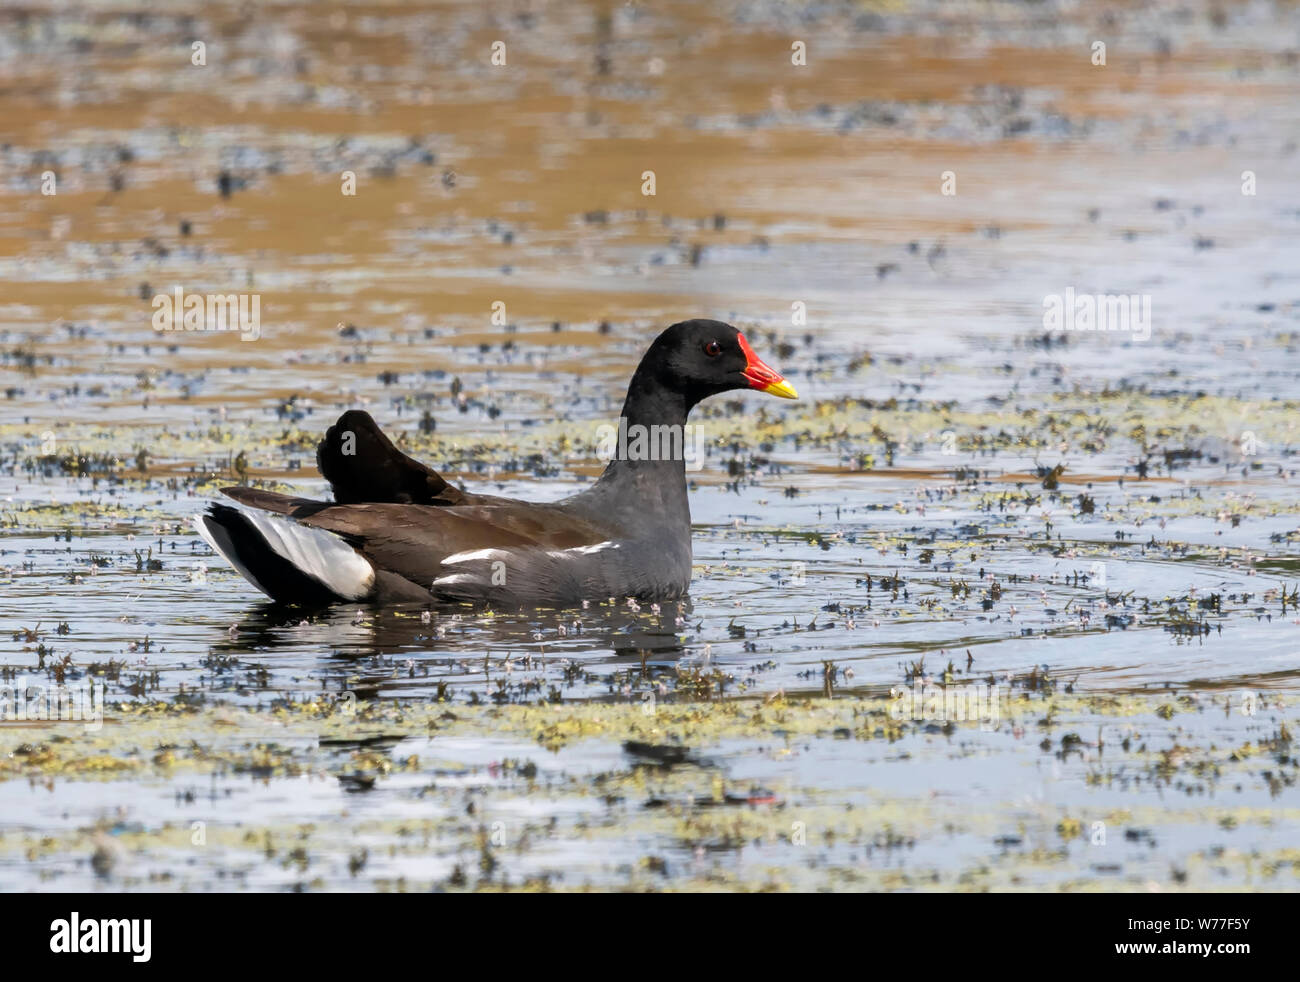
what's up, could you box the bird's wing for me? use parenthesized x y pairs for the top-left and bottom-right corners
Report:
(316, 409), (466, 506)
(279, 501), (607, 584)
(219, 486), (324, 516)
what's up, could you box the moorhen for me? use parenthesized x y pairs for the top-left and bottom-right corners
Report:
(196, 319), (797, 607)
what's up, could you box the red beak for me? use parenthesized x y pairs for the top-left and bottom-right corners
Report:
(737, 333), (798, 399)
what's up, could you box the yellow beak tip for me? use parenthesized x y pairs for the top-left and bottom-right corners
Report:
(762, 380), (798, 399)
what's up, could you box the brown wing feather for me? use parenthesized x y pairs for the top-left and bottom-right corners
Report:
(219, 487), (324, 515)
(218, 486), (616, 589)
(292, 502), (614, 587)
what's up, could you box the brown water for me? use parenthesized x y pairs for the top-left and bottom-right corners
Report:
(1, 0), (1298, 891)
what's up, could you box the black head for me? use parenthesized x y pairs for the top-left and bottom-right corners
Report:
(632, 319), (797, 409)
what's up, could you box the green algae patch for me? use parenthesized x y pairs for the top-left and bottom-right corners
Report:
(2, 685), (1288, 780)
(1, 689), (1296, 891)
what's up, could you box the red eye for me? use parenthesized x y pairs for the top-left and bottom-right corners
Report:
(704, 340), (722, 357)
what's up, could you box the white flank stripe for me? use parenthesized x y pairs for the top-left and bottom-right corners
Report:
(549, 541), (618, 558)
(441, 548), (509, 565)
(432, 573), (480, 587)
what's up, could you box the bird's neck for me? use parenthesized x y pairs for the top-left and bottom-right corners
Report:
(618, 366), (691, 433)
(586, 371), (693, 523)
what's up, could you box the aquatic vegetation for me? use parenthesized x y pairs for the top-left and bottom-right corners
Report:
(0, 691), (1294, 891)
